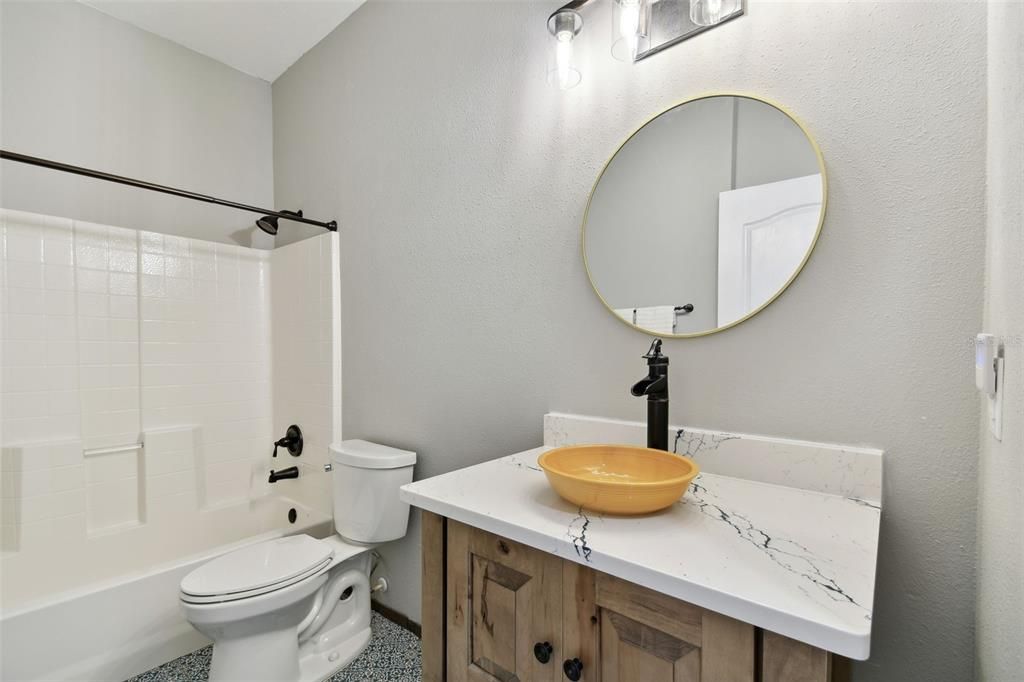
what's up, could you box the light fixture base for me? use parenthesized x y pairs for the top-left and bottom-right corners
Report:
(630, 0), (743, 61)
(547, 8), (583, 37)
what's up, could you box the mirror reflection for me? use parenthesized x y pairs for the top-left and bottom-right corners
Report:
(584, 95), (825, 337)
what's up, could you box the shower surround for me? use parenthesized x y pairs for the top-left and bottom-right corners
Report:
(0, 208), (338, 680)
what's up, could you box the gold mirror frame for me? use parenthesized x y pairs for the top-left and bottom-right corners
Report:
(582, 93), (828, 339)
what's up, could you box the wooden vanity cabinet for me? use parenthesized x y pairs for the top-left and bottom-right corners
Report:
(423, 513), (848, 682)
(446, 518), (564, 681)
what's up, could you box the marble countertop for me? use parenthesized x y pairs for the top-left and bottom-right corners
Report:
(401, 437), (881, 660)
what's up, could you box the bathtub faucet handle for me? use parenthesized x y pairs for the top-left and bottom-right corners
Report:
(272, 425), (304, 458)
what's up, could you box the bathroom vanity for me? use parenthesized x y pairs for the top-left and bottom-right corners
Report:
(400, 414), (882, 682)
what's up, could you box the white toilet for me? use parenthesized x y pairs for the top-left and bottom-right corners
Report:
(179, 440), (416, 682)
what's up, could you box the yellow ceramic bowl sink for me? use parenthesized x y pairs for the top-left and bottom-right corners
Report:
(537, 444), (699, 515)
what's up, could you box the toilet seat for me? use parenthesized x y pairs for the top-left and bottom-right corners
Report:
(181, 535), (333, 604)
(181, 557), (333, 604)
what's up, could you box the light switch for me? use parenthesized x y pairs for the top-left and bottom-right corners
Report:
(990, 356), (1004, 441)
(976, 333), (1004, 441)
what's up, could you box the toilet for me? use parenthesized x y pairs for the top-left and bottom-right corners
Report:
(179, 440), (416, 682)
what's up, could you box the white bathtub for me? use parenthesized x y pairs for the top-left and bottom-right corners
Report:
(0, 497), (332, 682)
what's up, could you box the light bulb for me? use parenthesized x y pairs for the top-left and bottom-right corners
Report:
(690, 0), (735, 26)
(611, 0), (648, 62)
(556, 33), (574, 90)
(706, 0), (723, 22)
(547, 9), (582, 90)
(618, 0), (640, 56)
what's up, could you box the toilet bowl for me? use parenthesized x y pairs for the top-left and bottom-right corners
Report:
(179, 440), (416, 682)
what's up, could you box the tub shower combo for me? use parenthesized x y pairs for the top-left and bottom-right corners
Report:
(0, 150), (356, 681)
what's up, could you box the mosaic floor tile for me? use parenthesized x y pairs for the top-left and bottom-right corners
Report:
(127, 612), (421, 682)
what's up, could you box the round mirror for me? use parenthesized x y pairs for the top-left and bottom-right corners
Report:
(583, 95), (826, 338)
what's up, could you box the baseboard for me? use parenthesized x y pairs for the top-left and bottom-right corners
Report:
(371, 600), (422, 638)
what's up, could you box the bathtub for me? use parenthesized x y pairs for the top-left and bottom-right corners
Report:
(0, 496), (332, 682)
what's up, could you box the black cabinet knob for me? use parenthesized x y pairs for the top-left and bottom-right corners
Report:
(563, 657), (583, 681)
(534, 641), (553, 664)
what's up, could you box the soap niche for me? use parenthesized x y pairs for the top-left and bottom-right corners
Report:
(85, 446), (145, 535)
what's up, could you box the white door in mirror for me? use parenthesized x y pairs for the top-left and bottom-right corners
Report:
(717, 173), (823, 327)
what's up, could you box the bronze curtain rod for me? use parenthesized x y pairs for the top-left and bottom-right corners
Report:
(0, 149), (338, 232)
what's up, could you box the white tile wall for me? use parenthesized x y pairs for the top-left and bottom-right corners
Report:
(138, 233), (272, 508)
(144, 426), (201, 522)
(0, 441), (86, 552)
(1, 211), (82, 444)
(74, 220), (141, 452)
(0, 208), (310, 604)
(270, 233), (337, 515)
(84, 445), (143, 534)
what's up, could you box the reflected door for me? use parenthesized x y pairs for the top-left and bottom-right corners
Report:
(717, 174), (823, 327)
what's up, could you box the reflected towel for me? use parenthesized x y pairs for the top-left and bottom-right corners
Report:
(633, 306), (675, 335)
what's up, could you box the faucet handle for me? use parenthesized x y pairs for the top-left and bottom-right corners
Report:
(642, 338), (668, 366)
(643, 339), (664, 359)
(272, 425), (303, 458)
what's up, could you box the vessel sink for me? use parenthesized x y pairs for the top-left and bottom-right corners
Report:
(537, 444), (699, 515)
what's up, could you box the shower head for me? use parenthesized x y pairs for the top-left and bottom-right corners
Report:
(255, 215), (278, 235)
(256, 209), (304, 236)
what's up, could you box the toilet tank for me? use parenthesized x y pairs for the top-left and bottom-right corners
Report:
(329, 440), (416, 544)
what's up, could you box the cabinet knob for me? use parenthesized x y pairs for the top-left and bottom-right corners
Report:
(563, 657), (583, 681)
(534, 641), (553, 664)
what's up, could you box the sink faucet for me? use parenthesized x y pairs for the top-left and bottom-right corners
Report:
(631, 339), (669, 451)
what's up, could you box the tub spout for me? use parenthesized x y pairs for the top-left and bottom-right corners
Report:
(268, 466), (299, 483)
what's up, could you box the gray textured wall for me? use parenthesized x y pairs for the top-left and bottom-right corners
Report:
(976, 3), (1023, 679)
(0, 1), (275, 248)
(272, 2), (987, 680)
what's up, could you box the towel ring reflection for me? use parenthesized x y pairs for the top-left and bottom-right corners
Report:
(629, 304), (694, 327)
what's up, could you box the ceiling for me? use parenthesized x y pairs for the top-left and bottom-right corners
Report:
(79, 0), (365, 82)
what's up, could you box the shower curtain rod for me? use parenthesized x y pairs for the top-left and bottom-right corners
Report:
(0, 150), (338, 232)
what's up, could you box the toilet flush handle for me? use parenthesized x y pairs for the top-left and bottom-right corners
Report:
(324, 463), (333, 472)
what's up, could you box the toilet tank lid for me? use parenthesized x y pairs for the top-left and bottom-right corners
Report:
(330, 439), (416, 469)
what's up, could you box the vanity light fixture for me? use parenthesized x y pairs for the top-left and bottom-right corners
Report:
(547, 0), (743, 82)
(547, 6), (584, 89)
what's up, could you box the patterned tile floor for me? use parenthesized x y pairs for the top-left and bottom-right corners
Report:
(127, 612), (421, 682)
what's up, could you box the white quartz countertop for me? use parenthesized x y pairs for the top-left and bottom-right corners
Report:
(400, 445), (881, 660)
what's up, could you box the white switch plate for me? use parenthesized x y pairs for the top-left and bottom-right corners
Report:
(976, 334), (998, 396)
(988, 356), (1004, 441)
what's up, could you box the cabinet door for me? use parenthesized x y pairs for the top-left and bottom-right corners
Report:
(447, 521), (563, 682)
(593, 573), (755, 682)
(761, 630), (846, 682)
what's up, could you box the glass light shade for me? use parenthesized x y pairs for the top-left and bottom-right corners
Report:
(611, 0), (651, 62)
(689, 0), (739, 26)
(547, 9), (583, 90)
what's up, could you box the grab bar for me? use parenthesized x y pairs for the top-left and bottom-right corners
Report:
(83, 442), (144, 457)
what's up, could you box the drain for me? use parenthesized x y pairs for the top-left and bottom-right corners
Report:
(340, 586), (354, 601)
(287, 508), (297, 524)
